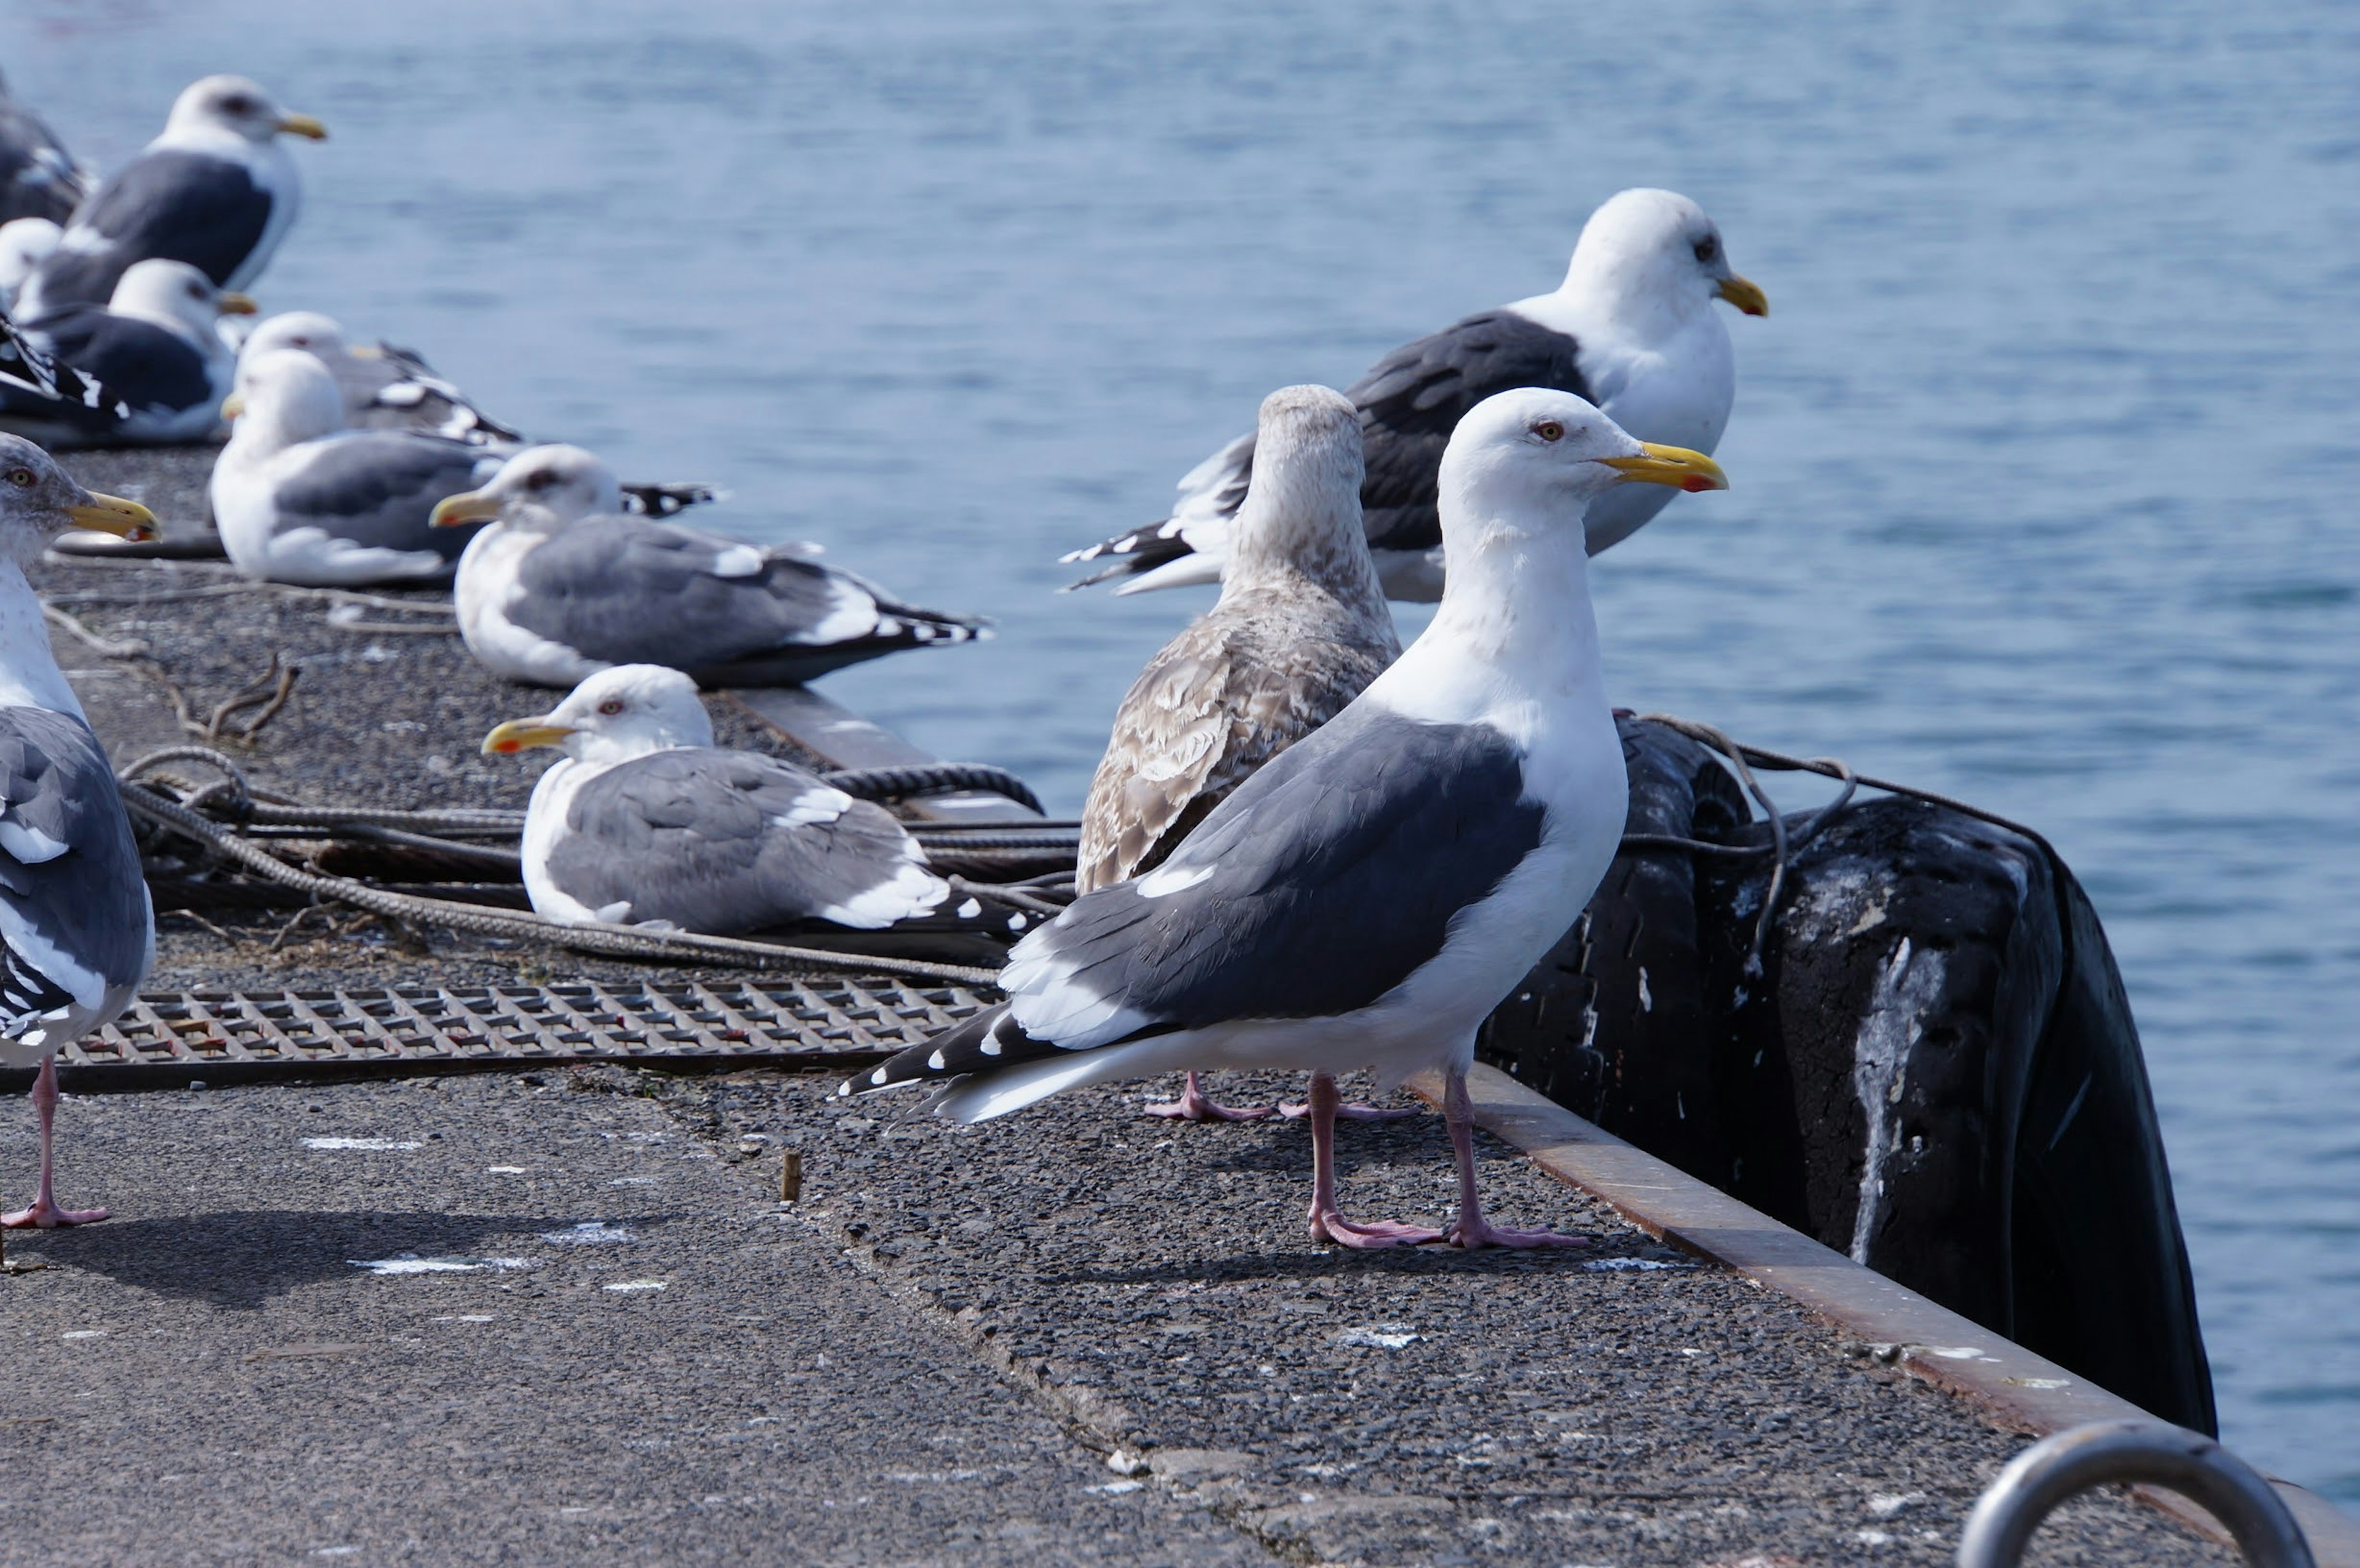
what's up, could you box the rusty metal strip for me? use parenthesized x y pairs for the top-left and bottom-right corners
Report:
(1413, 1063), (2360, 1565)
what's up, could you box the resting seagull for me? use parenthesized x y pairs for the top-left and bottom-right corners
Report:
(22, 259), (254, 445)
(0, 71), (87, 227)
(0, 435), (158, 1227)
(212, 348), (502, 586)
(1063, 188), (1763, 601)
(14, 75), (324, 320)
(239, 311), (525, 445)
(432, 444), (986, 688)
(1077, 384), (1405, 1122)
(484, 664), (987, 936)
(846, 390), (1728, 1248)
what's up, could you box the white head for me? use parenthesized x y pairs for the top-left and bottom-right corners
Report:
(1438, 388), (1727, 550)
(222, 347), (347, 453)
(0, 433), (156, 565)
(1226, 383), (1383, 608)
(430, 444), (623, 533)
(0, 218), (59, 302)
(108, 258), (253, 340)
(239, 311), (350, 369)
(482, 664), (714, 769)
(163, 76), (328, 146)
(1562, 188), (1769, 321)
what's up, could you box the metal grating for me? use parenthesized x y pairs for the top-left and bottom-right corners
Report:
(25, 980), (994, 1091)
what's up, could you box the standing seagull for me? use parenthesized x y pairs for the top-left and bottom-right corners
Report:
(14, 75), (324, 320)
(0, 435), (158, 1227)
(1077, 383), (1404, 1122)
(22, 259), (254, 445)
(212, 349), (502, 586)
(1062, 188), (1764, 600)
(0, 71), (87, 227)
(846, 390), (1728, 1249)
(431, 444), (986, 688)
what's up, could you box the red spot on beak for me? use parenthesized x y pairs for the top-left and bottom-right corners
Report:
(1683, 476), (1715, 493)
(491, 740), (517, 754)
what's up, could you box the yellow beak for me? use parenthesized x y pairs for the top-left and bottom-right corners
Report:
(220, 391), (245, 419)
(1597, 442), (1730, 493)
(218, 291), (258, 316)
(481, 718), (576, 756)
(277, 113), (329, 141)
(431, 491), (505, 529)
(63, 492), (159, 543)
(1716, 275), (1770, 318)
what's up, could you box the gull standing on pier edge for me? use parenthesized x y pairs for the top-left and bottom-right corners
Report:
(0, 436), (158, 1226)
(14, 75), (324, 320)
(848, 390), (1728, 1248)
(1062, 187), (1763, 600)
(1077, 383), (1405, 1123)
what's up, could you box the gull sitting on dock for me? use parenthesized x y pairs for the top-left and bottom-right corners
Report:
(238, 311), (524, 445)
(1078, 383), (1406, 1123)
(17, 259), (254, 445)
(1063, 188), (1763, 601)
(484, 664), (1014, 938)
(432, 444), (986, 688)
(0, 435), (159, 1226)
(211, 348), (505, 586)
(847, 390), (1727, 1249)
(14, 75), (324, 320)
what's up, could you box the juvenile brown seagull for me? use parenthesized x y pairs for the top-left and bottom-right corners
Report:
(1077, 384), (1402, 1121)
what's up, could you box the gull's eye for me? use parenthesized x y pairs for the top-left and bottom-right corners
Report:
(1533, 420), (1564, 442)
(597, 698), (625, 716)
(1693, 235), (1719, 264)
(525, 471), (556, 492)
(4, 468), (34, 488)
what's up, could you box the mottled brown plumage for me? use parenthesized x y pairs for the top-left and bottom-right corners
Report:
(1077, 385), (1399, 895)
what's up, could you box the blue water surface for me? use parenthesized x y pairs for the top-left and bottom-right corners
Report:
(10, 0), (2356, 1500)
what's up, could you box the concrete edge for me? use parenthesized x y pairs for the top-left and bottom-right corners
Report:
(1407, 1063), (2360, 1566)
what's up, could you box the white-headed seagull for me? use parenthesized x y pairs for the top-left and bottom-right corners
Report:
(1063, 188), (1761, 601)
(433, 444), (986, 689)
(14, 74), (324, 320)
(849, 389), (1728, 1249)
(0, 434), (159, 1227)
(484, 665), (1012, 939)
(20, 259), (254, 445)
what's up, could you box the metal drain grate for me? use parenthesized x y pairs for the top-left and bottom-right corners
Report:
(28, 980), (993, 1091)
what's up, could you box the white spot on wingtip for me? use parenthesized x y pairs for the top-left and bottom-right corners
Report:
(956, 898), (981, 919)
(926, 1050), (946, 1071)
(868, 1067), (889, 1086)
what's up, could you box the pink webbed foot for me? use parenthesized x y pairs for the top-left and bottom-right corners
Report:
(1442, 1215), (1587, 1250)
(1308, 1204), (1445, 1250)
(1143, 1072), (1274, 1122)
(1, 1199), (109, 1229)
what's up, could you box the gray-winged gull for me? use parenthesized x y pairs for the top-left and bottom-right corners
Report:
(1063, 188), (1764, 602)
(212, 347), (501, 586)
(1077, 383), (1406, 1123)
(484, 664), (1010, 937)
(846, 390), (1728, 1249)
(432, 444), (985, 688)
(238, 311), (524, 445)
(0, 434), (158, 1227)
(14, 74), (324, 319)
(23, 259), (254, 444)
(0, 71), (87, 228)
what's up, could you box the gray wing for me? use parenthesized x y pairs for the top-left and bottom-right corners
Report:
(339, 342), (524, 443)
(508, 515), (983, 678)
(30, 308), (212, 414)
(860, 704), (1547, 1091)
(543, 748), (938, 933)
(28, 149), (273, 307)
(0, 86), (85, 225)
(0, 709), (150, 1039)
(1345, 309), (1589, 552)
(273, 433), (498, 558)
(1075, 589), (1398, 893)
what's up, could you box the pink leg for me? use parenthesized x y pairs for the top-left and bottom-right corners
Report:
(1277, 1089), (1417, 1121)
(1144, 1070), (1275, 1122)
(1304, 1073), (1442, 1249)
(1439, 1069), (1583, 1250)
(2, 1057), (108, 1229)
